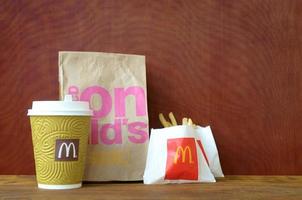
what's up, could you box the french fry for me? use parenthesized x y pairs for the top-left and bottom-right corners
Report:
(159, 113), (172, 127)
(182, 117), (188, 125)
(188, 118), (197, 128)
(168, 112), (178, 126)
(188, 118), (193, 126)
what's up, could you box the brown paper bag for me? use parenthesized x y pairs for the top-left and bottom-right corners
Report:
(59, 51), (149, 181)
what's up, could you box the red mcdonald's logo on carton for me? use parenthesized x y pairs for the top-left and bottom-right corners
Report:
(165, 138), (198, 180)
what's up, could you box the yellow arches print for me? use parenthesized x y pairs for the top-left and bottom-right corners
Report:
(174, 146), (194, 164)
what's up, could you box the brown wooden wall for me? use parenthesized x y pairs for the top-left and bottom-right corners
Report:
(1, 0), (302, 175)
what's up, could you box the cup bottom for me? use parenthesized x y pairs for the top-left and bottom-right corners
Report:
(38, 183), (82, 190)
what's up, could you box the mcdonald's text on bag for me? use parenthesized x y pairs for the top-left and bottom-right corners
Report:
(68, 85), (148, 145)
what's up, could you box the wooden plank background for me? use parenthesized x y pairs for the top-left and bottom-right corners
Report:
(1, 0), (302, 175)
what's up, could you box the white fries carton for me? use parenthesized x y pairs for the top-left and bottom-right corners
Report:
(144, 125), (223, 184)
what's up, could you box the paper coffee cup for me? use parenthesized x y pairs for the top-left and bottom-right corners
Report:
(28, 95), (92, 189)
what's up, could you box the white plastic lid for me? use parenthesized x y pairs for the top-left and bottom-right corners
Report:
(27, 95), (92, 116)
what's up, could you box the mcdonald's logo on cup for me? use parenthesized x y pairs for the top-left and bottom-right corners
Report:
(165, 138), (198, 180)
(55, 139), (79, 161)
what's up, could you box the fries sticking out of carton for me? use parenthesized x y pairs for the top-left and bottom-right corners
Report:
(159, 112), (196, 128)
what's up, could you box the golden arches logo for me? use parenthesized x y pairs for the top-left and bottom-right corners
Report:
(58, 142), (77, 159)
(174, 146), (194, 164)
(55, 139), (79, 161)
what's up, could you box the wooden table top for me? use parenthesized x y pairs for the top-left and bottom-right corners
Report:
(0, 176), (301, 199)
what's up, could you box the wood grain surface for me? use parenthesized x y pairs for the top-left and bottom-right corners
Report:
(1, 0), (302, 175)
(0, 176), (301, 199)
